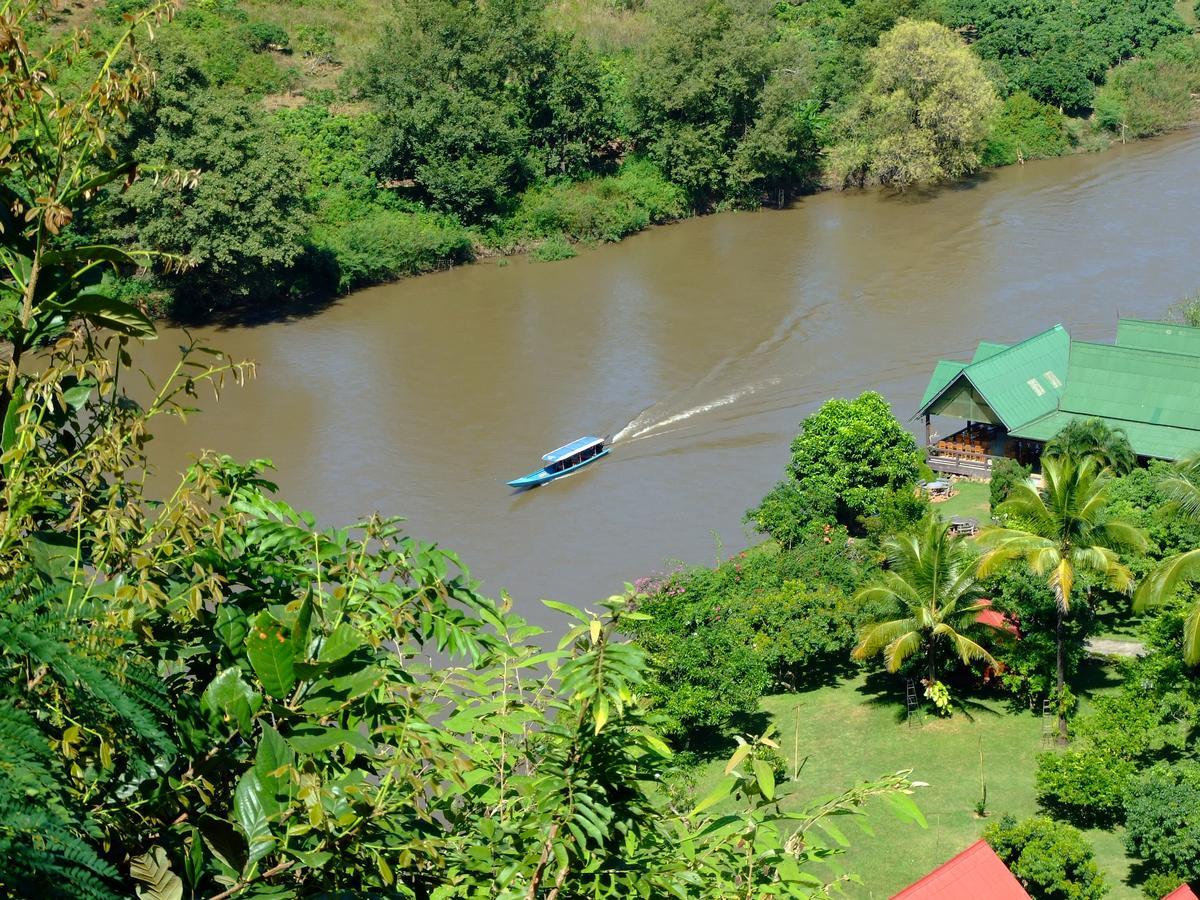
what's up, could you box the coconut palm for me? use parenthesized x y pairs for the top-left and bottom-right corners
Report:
(977, 454), (1146, 739)
(1133, 452), (1200, 665)
(1043, 418), (1136, 475)
(852, 515), (1000, 683)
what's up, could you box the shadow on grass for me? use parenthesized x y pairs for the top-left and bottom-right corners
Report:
(1073, 658), (1123, 699)
(673, 710), (773, 764)
(779, 655), (862, 693)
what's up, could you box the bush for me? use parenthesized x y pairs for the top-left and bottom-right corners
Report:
(1094, 40), (1200, 139)
(982, 92), (1072, 168)
(295, 24), (337, 62)
(99, 0), (153, 23)
(984, 815), (1108, 900)
(1123, 762), (1200, 881)
(990, 458), (1031, 512)
(531, 233), (577, 262)
(315, 210), (474, 292)
(507, 160), (687, 244)
(1035, 749), (1135, 827)
(240, 21), (290, 52)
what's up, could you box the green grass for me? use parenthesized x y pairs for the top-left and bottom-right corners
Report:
(693, 669), (1140, 898)
(933, 480), (991, 522)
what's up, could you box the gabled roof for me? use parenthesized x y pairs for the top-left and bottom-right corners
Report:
(920, 360), (967, 409)
(893, 840), (1029, 899)
(1117, 318), (1200, 358)
(916, 325), (1070, 430)
(1165, 884), (1200, 900)
(972, 342), (1010, 363)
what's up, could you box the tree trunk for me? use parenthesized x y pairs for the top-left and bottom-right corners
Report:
(1055, 608), (1068, 743)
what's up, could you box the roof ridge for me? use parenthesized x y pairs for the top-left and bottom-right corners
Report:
(964, 323), (1065, 373)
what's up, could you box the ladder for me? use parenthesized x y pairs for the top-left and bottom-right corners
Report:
(905, 679), (924, 726)
(1040, 698), (1056, 747)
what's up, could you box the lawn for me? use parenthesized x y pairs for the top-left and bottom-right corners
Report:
(693, 667), (1139, 898)
(932, 479), (991, 522)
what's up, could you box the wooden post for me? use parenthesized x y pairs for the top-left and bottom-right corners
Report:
(925, 413), (932, 447)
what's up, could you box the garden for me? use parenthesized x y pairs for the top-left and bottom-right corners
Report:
(630, 394), (1200, 898)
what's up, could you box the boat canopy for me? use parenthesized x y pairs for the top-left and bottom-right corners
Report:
(543, 436), (604, 463)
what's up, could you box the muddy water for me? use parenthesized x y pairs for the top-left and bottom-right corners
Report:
(139, 129), (1200, 622)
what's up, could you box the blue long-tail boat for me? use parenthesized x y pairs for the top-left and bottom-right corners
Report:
(507, 435), (609, 488)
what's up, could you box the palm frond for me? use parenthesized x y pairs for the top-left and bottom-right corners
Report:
(884, 630), (923, 673)
(1134, 548), (1200, 612)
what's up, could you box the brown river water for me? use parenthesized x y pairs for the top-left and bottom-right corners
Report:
(139, 128), (1200, 625)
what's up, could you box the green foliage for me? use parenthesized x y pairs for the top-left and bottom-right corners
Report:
(531, 233), (578, 261)
(991, 457), (1032, 511)
(1044, 418), (1137, 475)
(294, 24), (336, 61)
(626, 0), (822, 205)
(984, 815), (1109, 900)
(852, 515), (1001, 680)
(830, 19), (998, 189)
(313, 209), (474, 291)
(943, 0), (1186, 110)
(748, 391), (924, 539)
(628, 534), (876, 739)
(1123, 762), (1200, 881)
(239, 21), (290, 52)
(1035, 749), (1135, 827)
(982, 92), (1072, 167)
(1094, 38), (1200, 139)
(505, 159), (687, 243)
(357, 0), (617, 223)
(103, 45), (309, 308)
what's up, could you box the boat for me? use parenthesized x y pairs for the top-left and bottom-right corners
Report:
(507, 435), (610, 488)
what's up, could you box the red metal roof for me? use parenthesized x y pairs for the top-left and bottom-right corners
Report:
(892, 840), (1030, 899)
(1165, 885), (1200, 900)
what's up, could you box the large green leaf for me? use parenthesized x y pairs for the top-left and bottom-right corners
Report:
(254, 724), (296, 819)
(130, 845), (184, 900)
(246, 611), (297, 699)
(300, 666), (383, 715)
(234, 769), (275, 870)
(285, 723), (374, 756)
(214, 605), (249, 654)
(49, 292), (156, 338)
(200, 667), (261, 735)
(317, 623), (365, 663)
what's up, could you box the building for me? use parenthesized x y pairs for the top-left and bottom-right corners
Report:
(916, 319), (1200, 477)
(892, 839), (1029, 899)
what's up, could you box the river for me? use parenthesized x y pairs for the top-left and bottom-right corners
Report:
(139, 128), (1200, 624)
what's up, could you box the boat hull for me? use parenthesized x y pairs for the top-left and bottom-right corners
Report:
(507, 448), (610, 488)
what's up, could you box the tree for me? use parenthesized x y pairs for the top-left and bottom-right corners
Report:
(1123, 762), (1200, 881)
(747, 391), (924, 539)
(852, 515), (999, 680)
(103, 43), (310, 308)
(356, 0), (615, 223)
(626, 0), (820, 205)
(984, 815), (1109, 900)
(978, 455), (1146, 738)
(1043, 418), (1136, 475)
(1134, 452), (1200, 664)
(829, 19), (998, 189)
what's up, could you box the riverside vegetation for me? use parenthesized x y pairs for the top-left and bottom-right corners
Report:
(630, 394), (1200, 896)
(1, 7), (934, 898)
(22, 0), (1200, 318)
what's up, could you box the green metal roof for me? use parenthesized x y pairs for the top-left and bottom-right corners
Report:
(919, 360), (966, 409)
(971, 341), (1010, 363)
(916, 325), (1070, 430)
(1116, 319), (1200, 358)
(1059, 340), (1200, 428)
(1012, 411), (1200, 460)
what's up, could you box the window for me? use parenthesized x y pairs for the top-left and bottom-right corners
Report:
(1027, 378), (1045, 396)
(1044, 370), (1062, 389)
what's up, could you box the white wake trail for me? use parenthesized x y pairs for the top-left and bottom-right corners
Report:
(613, 379), (781, 444)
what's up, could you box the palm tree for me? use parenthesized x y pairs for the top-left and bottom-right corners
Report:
(852, 516), (1000, 684)
(1043, 418), (1136, 475)
(1133, 452), (1200, 665)
(977, 454), (1146, 739)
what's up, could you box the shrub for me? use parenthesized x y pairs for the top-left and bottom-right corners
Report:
(316, 210), (474, 292)
(1035, 749), (1135, 827)
(240, 21), (290, 52)
(1094, 41), (1200, 139)
(99, 0), (153, 23)
(531, 233), (578, 262)
(507, 160), (687, 244)
(296, 24), (336, 62)
(982, 92), (1072, 168)
(984, 815), (1108, 900)
(1123, 762), (1200, 881)
(990, 458), (1031, 512)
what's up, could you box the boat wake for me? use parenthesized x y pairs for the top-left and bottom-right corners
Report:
(612, 378), (782, 445)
